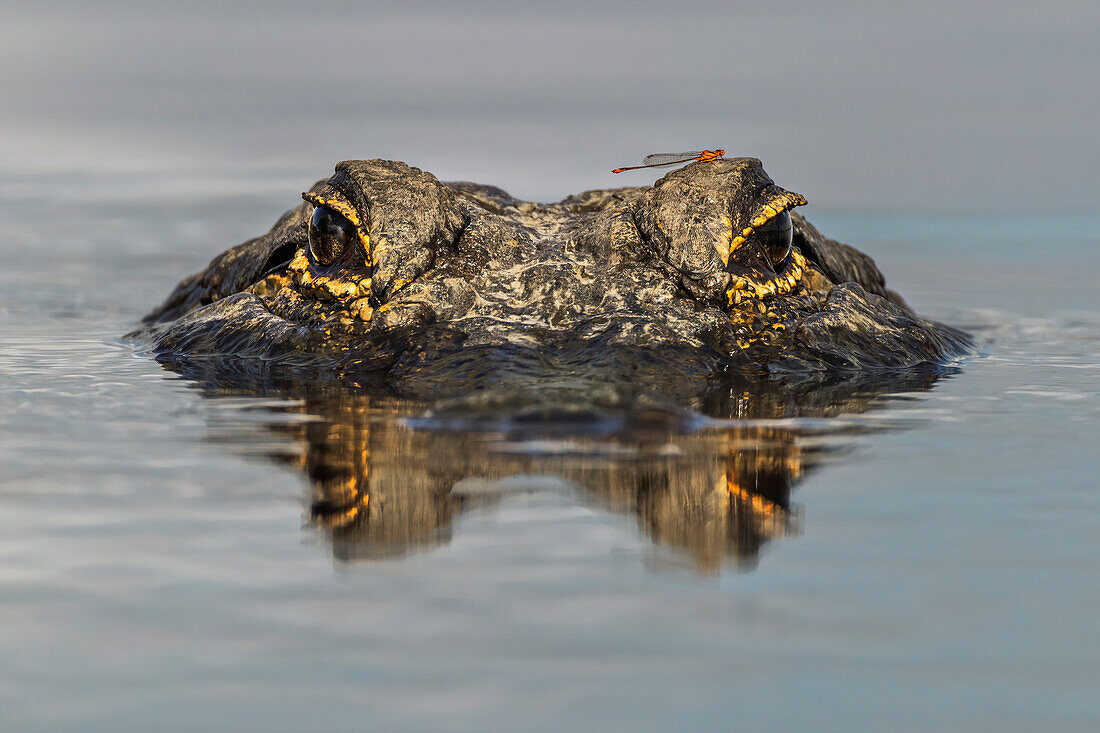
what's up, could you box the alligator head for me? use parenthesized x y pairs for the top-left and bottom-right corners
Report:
(136, 158), (969, 404)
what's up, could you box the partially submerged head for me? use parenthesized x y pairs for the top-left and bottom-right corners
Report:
(137, 157), (969, 400)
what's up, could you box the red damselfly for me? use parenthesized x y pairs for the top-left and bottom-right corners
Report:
(612, 149), (725, 174)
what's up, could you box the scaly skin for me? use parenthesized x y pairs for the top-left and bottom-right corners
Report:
(136, 158), (969, 402)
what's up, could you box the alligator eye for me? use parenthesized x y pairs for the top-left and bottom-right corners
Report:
(757, 210), (792, 265)
(308, 206), (356, 266)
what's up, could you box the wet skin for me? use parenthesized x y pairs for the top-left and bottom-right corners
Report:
(135, 158), (971, 568)
(137, 157), (970, 406)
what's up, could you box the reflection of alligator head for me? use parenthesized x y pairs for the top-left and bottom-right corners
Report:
(133, 157), (969, 571)
(196, 370), (945, 573)
(135, 158), (970, 401)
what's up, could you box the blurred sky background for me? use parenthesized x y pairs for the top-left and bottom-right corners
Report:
(1, 0), (1096, 212)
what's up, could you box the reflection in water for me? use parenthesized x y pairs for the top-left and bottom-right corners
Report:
(172, 358), (950, 573)
(296, 407), (804, 571)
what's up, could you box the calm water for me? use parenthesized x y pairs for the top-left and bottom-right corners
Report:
(1, 176), (1098, 732)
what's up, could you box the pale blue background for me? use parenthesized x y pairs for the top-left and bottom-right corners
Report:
(2, 0), (1096, 211)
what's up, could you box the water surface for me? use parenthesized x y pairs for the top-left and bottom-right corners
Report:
(1, 178), (1098, 731)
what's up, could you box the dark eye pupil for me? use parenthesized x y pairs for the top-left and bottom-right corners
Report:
(308, 207), (355, 266)
(757, 210), (792, 265)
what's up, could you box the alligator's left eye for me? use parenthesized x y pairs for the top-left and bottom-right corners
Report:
(308, 206), (356, 266)
(757, 210), (792, 265)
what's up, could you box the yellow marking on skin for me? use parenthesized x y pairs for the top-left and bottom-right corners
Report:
(352, 300), (373, 322)
(790, 250), (809, 273)
(371, 238), (389, 267)
(740, 190), (809, 249)
(323, 279), (359, 300)
(302, 191), (362, 228)
(717, 215), (733, 267)
(655, 217), (670, 243)
(289, 250), (310, 272)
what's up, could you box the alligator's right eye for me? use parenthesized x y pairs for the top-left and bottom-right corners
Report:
(757, 210), (793, 266)
(308, 206), (356, 266)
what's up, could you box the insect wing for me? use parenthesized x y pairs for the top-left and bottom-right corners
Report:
(641, 151), (707, 167)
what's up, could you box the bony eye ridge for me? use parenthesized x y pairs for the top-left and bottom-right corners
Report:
(308, 206), (356, 266)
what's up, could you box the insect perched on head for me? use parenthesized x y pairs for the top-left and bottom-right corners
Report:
(612, 149), (725, 174)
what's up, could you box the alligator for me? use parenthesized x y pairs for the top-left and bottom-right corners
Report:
(135, 156), (970, 568)
(137, 157), (970, 406)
